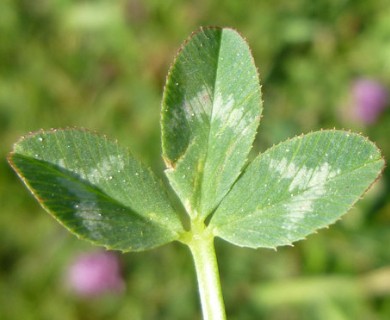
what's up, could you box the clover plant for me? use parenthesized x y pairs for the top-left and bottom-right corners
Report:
(8, 27), (384, 319)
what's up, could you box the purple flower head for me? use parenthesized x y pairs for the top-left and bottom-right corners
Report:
(351, 78), (388, 124)
(67, 251), (125, 297)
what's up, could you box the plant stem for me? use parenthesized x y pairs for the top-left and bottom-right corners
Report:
(187, 219), (226, 320)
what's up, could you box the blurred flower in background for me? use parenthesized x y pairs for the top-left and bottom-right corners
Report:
(350, 78), (389, 124)
(66, 251), (125, 297)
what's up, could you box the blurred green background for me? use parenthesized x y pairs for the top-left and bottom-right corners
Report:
(1, 0), (390, 319)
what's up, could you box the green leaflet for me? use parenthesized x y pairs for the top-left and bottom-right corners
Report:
(210, 131), (384, 249)
(161, 27), (262, 219)
(9, 130), (184, 251)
